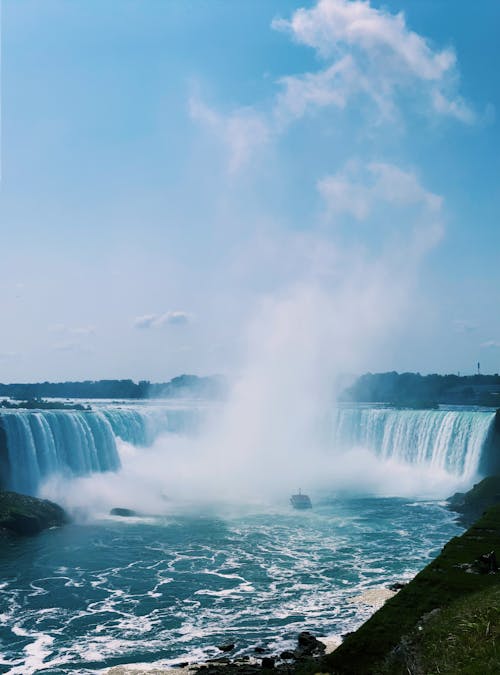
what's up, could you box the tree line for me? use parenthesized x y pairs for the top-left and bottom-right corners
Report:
(0, 374), (226, 400)
(342, 372), (500, 407)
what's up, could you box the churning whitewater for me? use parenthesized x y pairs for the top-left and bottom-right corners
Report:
(0, 400), (496, 674)
(0, 495), (462, 675)
(0, 402), (495, 496)
(0, 403), (202, 495)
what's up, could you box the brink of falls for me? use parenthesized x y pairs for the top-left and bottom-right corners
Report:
(0, 404), (497, 496)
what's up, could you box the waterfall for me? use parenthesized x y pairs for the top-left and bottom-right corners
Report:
(0, 406), (200, 495)
(0, 411), (121, 495)
(102, 407), (200, 445)
(331, 407), (496, 479)
(0, 404), (495, 497)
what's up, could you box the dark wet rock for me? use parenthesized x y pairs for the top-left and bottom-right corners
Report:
(253, 646), (266, 654)
(110, 507), (137, 517)
(460, 551), (498, 574)
(473, 550), (498, 574)
(447, 476), (500, 526)
(457, 550), (499, 575)
(420, 608), (442, 625)
(448, 491), (466, 508)
(279, 650), (296, 660)
(389, 581), (407, 591)
(297, 631), (326, 656)
(261, 657), (275, 669)
(217, 642), (235, 653)
(0, 490), (68, 536)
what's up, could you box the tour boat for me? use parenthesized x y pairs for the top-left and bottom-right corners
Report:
(290, 489), (312, 509)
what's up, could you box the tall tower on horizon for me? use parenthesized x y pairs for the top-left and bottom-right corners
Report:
(478, 361), (481, 375)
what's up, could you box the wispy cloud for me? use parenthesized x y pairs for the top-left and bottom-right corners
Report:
(453, 319), (478, 334)
(134, 311), (193, 329)
(481, 340), (500, 349)
(52, 342), (93, 354)
(272, 0), (474, 125)
(189, 95), (270, 173)
(49, 324), (96, 336)
(191, 0), (474, 173)
(49, 325), (96, 355)
(318, 161), (442, 219)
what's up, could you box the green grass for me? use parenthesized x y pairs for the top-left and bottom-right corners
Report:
(321, 505), (500, 674)
(380, 586), (500, 674)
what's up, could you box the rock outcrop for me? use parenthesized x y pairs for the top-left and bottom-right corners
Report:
(110, 507), (137, 517)
(0, 490), (68, 536)
(447, 474), (500, 526)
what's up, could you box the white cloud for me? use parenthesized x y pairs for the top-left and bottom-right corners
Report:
(432, 90), (475, 125)
(318, 171), (371, 220)
(134, 311), (192, 329)
(190, 1), (474, 172)
(70, 326), (96, 337)
(133, 314), (158, 329)
(272, 0), (474, 124)
(189, 95), (270, 172)
(318, 161), (442, 220)
(368, 163), (443, 211)
(481, 340), (500, 349)
(49, 324), (96, 336)
(453, 319), (478, 334)
(160, 311), (192, 326)
(52, 342), (93, 354)
(272, 0), (454, 75)
(275, 55), (359, 121)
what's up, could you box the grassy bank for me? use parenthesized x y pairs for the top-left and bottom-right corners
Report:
(380, 585), (500, 675)
(323, 503), (500, 674)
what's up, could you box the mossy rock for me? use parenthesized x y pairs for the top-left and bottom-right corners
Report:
(0, 490), (68, 536)
(448, 475), (500, 526)
(110, 507), (137, 517)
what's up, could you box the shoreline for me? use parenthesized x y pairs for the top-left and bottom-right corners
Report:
(105, 479), (500, 675)
(105, 632), (342, 675)
(103, 587), (398, 675)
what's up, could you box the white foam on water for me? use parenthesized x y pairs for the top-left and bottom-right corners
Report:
(5, 632), (54, 675)
(0, 496), (463, 673)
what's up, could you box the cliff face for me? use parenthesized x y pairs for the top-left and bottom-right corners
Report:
(0, 424), (9, 490)
(447, 474), (500, 526)
(478, 409), (500, 476)
(323, 503), (500, 675)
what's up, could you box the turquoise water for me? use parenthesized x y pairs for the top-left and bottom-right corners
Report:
(0, 497), (461, 675)
(0, 401), (488, 673)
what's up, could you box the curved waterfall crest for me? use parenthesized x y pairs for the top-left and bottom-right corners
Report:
(0, 406), (200, 495)
(0, 404), (496, 496)
(331, 407), (496, 479)
(0, 410), (121, 495)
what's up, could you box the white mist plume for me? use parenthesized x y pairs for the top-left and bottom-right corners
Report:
(42, 214), (466, 518)
(38, 0), (462, 514)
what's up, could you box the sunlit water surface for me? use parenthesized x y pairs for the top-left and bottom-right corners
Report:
(0, 498), (461, 674)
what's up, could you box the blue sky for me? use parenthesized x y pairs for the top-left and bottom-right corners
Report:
(0, 0), (499, 382)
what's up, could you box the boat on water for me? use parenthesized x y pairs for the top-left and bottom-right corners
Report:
(290, 489), (312, 510)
